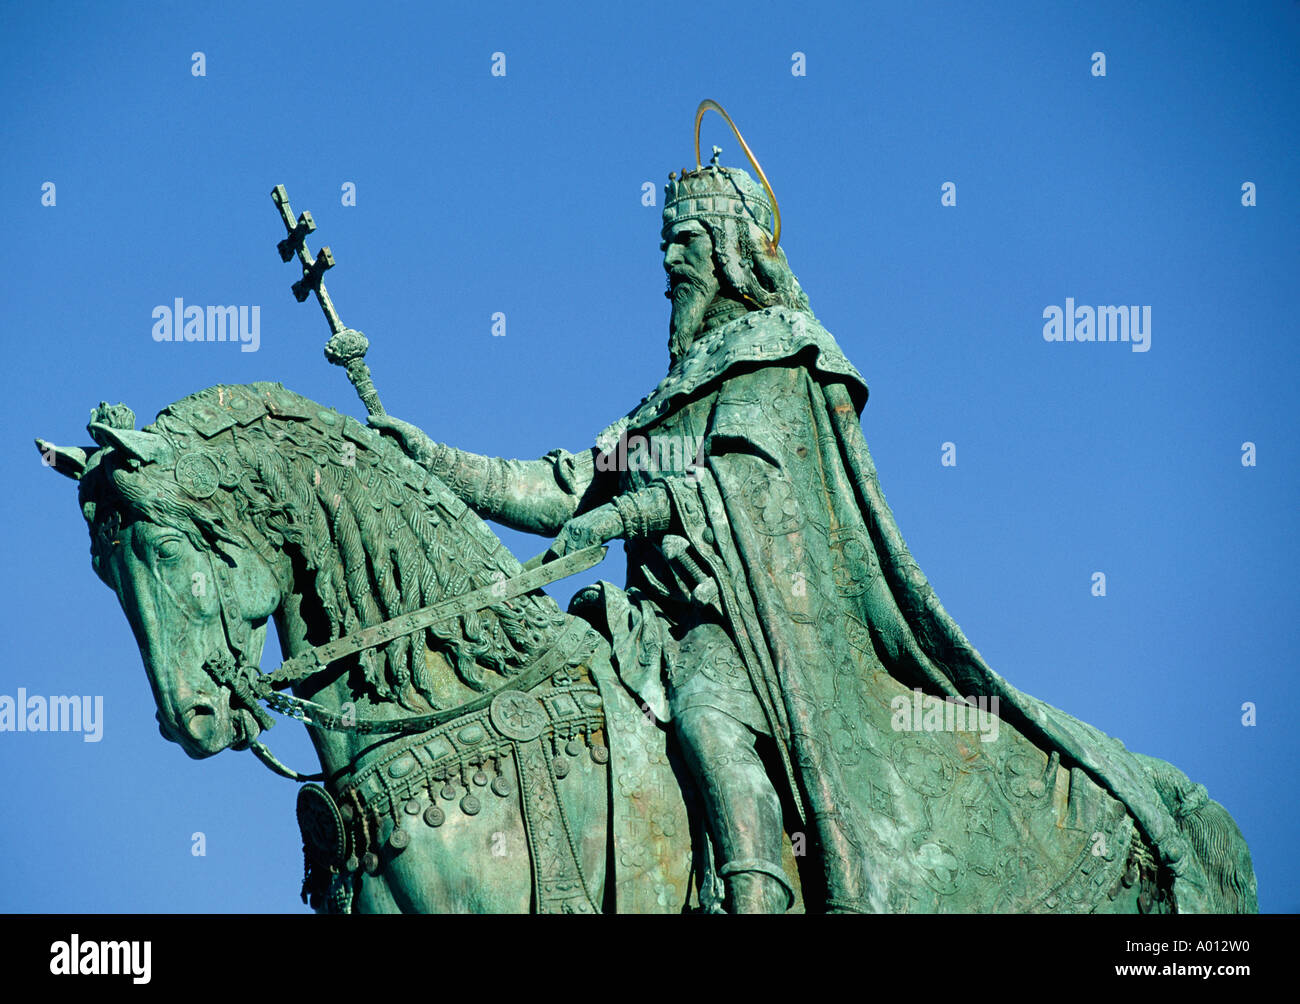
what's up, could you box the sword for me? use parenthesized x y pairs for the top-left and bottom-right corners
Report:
(271, 184), (385, 417)
(262, 544), (608, 691)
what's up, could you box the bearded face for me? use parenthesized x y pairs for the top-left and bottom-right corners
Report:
(662, 219), (720, 359)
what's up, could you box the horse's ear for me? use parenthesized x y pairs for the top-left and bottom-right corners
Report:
(87, 424), (175, 466)
(35, 438), (99, 480)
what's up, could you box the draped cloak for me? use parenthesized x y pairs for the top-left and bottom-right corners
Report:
(579, 304), (1254, 913)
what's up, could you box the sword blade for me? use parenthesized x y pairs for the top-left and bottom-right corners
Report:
(276, 544), (607, 685)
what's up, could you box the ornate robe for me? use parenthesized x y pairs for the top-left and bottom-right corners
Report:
(569, 304), (1252, 913)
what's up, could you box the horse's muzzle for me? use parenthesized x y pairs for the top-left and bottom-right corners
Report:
(172, 696), (240, 759)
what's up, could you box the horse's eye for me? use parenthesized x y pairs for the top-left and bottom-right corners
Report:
(155, 537), (183, 561)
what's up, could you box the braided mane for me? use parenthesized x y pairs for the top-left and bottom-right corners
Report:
(78, 382), (569, 710)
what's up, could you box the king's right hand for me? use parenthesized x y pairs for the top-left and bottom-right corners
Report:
(368, 413), (437, 466)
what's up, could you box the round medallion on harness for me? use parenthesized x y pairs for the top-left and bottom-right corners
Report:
(490, 691), (548, 742)
(175, 452), (220, 499)
(296, 783), (346, 868)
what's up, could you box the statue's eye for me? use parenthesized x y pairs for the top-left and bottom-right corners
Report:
(155, 536), (183, 561)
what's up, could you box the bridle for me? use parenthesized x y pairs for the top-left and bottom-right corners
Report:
(198, 543), (607, 782)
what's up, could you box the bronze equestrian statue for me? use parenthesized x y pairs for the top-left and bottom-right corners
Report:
(38, 102), (1256, 913)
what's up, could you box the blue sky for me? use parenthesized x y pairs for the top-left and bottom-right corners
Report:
(1, 0), (1295, 912)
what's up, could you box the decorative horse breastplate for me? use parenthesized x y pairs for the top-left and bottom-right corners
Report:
(299, 624), (610, 915)
(202, 543), (613, 915)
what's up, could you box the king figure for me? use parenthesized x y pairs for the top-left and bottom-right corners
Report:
(370, 103), (1251, 914)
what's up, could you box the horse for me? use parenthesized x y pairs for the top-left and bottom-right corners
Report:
(40, 381), (1256, 913)
(45, 383), (696, 914)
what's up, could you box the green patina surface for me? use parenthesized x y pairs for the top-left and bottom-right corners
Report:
(37, 103), (1257, 913)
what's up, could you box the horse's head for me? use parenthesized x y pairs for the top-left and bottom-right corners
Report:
(40, 400), (285, 758)
(44, 382), (573, 775)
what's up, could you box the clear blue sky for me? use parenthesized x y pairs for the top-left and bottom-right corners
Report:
(1, 0), (1295, 912)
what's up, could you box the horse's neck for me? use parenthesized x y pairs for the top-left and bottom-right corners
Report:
(259, 464), (564, 779)
(270, 581), (485, 779)
(269, 603), (386, 778)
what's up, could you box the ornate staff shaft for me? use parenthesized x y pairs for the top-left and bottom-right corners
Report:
(271, 185), (385, 416)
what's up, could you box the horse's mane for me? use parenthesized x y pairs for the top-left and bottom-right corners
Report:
(78, 382), (569, 710)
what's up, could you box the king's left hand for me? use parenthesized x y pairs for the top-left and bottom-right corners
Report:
(544, 504), (625, 563)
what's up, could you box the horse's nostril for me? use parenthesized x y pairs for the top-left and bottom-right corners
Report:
(183, 703), (218, 743)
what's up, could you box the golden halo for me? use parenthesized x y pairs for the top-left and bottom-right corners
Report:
(693, 99), (782, 251)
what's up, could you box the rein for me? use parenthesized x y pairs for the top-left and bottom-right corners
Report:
(202, 544), (606, 782)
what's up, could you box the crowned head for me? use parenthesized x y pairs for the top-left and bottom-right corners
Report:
(660, 106), (811, 358)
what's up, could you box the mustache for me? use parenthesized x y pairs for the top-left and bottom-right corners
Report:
(665, 268), (711, 299)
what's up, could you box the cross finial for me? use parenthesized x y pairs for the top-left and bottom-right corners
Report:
(271, 185), (385, 416)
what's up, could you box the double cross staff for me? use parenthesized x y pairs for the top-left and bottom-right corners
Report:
(271, 185), (385, 417)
